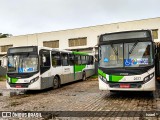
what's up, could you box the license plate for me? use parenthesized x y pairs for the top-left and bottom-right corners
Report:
(120, 84), (130, 88)
(16, 85), (22, 88)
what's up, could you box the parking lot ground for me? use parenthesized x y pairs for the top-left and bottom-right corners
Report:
(0, 78), (160, 119)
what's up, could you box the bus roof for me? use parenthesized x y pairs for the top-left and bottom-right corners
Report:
(8, 46), (92, 55)
(99, 30), (152, 42)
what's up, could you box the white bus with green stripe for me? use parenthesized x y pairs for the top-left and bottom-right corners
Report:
(6, 46), (95, 90)
(98, 30), (156, 92)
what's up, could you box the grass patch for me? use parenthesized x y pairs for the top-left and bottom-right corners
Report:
(90, 74), (98, 79)
(0, 75), (6, 81)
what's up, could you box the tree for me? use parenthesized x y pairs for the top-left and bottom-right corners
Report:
(0, 33), (12, 38)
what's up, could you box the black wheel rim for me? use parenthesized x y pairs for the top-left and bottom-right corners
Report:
(54, 77), (59, 88)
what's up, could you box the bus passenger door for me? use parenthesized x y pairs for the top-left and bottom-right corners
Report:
(68, 54), (74, 82)
(51, 51), (62, 83)
(39, 50), (52, 89)
(61, 53), (71, 83)
(74, 55), (82, 80)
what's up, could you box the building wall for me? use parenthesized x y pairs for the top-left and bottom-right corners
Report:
(0, 17), (160, 55)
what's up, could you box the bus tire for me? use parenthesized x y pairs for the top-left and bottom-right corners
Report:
(82, 72), (86, 81)
(53, 76), (60, 89)
(147, 91), (154, 97)
(110, 90), (119, 93)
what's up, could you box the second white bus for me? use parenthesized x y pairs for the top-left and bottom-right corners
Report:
(6, 46), (95, 90)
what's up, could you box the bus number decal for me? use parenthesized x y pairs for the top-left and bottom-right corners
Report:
(134, 77), (141, 80)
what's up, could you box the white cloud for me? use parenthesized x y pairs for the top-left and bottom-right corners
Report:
(0, 0), (159, 35)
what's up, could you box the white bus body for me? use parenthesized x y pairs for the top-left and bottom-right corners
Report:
(6, 46), (95, 90)
(98, 30), (156, 91)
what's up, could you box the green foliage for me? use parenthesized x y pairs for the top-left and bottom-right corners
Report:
(0, 76), (6, 81)
(90, 74), (98, 79)
(0, 33), (12, 38)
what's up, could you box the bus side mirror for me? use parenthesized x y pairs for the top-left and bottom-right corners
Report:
(98, 48), (102, 62)
(1, 56), (7, 68)
(42, 56), (46, 63)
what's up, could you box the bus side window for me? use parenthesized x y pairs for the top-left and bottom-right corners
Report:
(52, 51), (61, 67)
(91, 56), (94, 65)
(74, 55), (78, 65)
(69, 54), (74, 65)
(61, 53), (69, 66)
(78, 55), (81, 65)
(88, 56), (93, 65)
(81, 56), (87, 65)
(86, 56), (89, 65)
(75, 55), (81, 65)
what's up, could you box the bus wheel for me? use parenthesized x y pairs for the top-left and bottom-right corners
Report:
(82, 72), (86, 81)
(53, 76), (60, 89)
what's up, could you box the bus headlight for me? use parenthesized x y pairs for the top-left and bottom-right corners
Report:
(143, 72), (154, 83)
(150, 73), (154, 79)
(144, 76), (150, 82)
(99, 75), (107, 83)
(30, 76), (39, 84)
(99, 75), (103, 80)
(103, 77), (107, 81)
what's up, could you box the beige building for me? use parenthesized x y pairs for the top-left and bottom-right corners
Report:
(0, 17), (159, 57)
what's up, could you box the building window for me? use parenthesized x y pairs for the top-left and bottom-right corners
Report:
(74, 55), (81, 65)
(152, 29), (158, 39)
(0, 45), (13, 52)
(69, 37), (87, 47)
(81, 56), (87, 65)
(43, 40), (59, 48)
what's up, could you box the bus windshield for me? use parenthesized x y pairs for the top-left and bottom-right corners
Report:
(8, 54), (39, 73)
(99, 42), (153, 68)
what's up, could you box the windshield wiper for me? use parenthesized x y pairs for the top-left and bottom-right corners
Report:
(111, 44), (118, 55)
(129, 41), (138, 54)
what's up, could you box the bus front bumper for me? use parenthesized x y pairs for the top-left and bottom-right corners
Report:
(99, 77), (156, 91)
(6, 80), (41, 90)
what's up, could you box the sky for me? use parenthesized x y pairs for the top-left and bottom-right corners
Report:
(0, 0), (160, 36)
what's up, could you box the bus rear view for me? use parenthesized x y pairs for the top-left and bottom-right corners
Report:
(98, 30), (155, 92)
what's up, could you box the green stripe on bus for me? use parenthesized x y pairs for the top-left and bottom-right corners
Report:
(74, 65), (86, 72)
(10, 78), (18, 83)
(72, 51), (88, 55)
(109, 75), (124, 82)
(98, 69), (106, 78)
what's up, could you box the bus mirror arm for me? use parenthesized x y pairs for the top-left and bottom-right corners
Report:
(94, 57), (98, 62)
(98, 56), (102, 62)
(98, 47), (102, 62)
